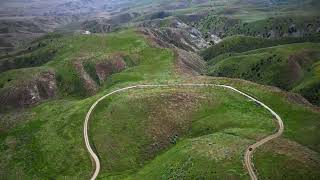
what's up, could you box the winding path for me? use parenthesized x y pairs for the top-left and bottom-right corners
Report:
(84, 84), (284, 180)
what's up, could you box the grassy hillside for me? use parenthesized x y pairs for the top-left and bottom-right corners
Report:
(0, 29), (175, 98)
(208, 42), (320, 105)
(0, 29), (177, 179)
(1, 0), (320, 179)
(195, 14), (320, 39)
(0, 29), (320, 180)
(223, 78), (320, 180)
(2, 76), (319, 179)
(90, 87), (274, 179)
(201, 34), (320, 61)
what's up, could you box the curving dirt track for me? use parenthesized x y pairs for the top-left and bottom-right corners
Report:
(84, 84), (284, 180)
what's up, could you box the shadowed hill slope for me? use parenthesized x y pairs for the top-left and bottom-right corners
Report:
(207, 42), (320, 105)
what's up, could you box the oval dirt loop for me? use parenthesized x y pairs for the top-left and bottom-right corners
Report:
(84, 84), (284, 180)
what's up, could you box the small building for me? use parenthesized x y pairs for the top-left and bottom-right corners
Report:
(83, 30), (91, 35)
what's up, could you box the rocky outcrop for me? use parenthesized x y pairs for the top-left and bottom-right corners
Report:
(73, 61), (98, 95)
(0, 70), (57, 109)
(137, 28), (173, 49)
(138, 28), (207, 76)
(95, 55), (127, 82)
(73, 55), (127, 96)
(81, 19), (112, 33)
(146, 27), (208, 52)
(139, 19), (209, 52)
(175, 48), (207, 76)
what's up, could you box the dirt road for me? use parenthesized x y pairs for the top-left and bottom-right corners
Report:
(84, 84), (284, 180)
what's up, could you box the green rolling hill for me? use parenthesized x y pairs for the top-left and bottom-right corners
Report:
(207, 41), (320, 106)
(0, 29), (319, 180)
(0, 0), (320, 179)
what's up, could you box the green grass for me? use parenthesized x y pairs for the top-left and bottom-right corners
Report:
(292, 61), (320, 105)
(254, 149), (320, 179)
(0, 67), (47, 89)
(202, 34), (320, 61)
(1, 28), (320, 180)
(201, 77), (320, 179)
(0, 29), (177, 179)
(1, 76), (320, 179)
(0, 29), (175, 98)
(129, 133), (251, 180)
(88, 79), (320, 179)
(207, 78), (320, 152)
(89, 87), (274, 179)
(208, 42), (320, 105)
(195, 13), (320, 39)
(0, 98), (93, 179)
(1, 0), (320, 178)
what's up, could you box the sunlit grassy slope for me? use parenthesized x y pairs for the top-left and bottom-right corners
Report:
(0, 29), (176, 179)
(0, 30), (175, 97)
(0, 30), (319, 180)
(91, 87), (274, 179)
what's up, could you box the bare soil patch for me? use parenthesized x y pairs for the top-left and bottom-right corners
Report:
(143, 91), (211, 159)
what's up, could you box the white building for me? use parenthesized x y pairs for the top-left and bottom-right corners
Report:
(83, 30), (91, 35)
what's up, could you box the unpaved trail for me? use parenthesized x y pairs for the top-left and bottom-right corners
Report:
(84, 84), (284, 180)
